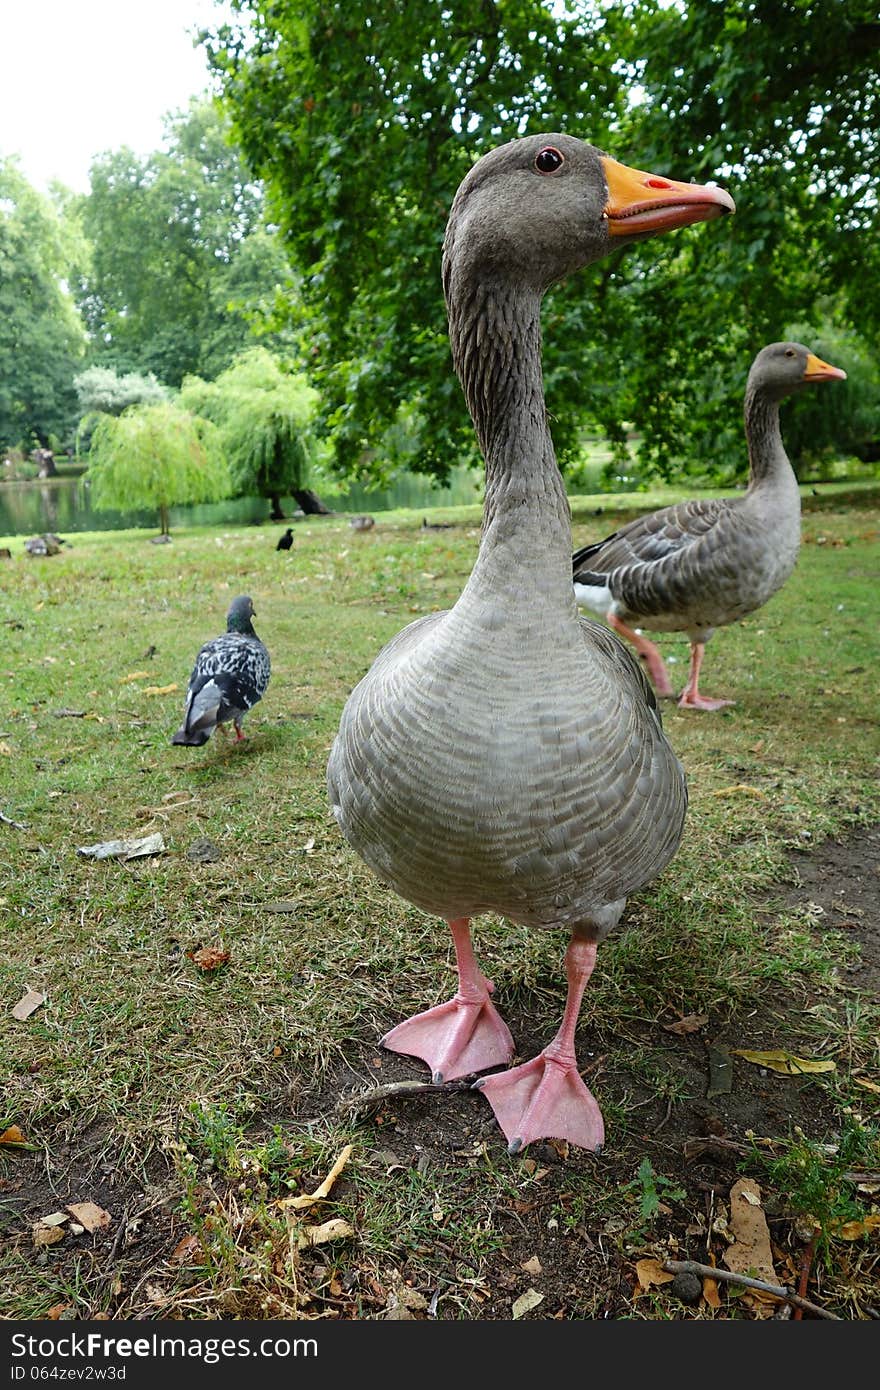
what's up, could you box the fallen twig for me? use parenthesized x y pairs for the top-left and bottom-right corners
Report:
(792, 1234), (816, 1321)
(335, 1079), (471, 1114)
(1, 809), (27, 830)
(662, 1259), (841, 1320)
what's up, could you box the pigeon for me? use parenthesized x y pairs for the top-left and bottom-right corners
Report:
(349, 515), (375, 531)
(276, 527), (294, 551)
(170, 595), (270, 747)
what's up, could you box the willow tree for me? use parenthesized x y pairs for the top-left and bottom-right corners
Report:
(85, 401), (231, 536)
(180, 348), (325, 518)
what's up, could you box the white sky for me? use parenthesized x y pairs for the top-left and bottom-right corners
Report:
(0, 1), (238, 193)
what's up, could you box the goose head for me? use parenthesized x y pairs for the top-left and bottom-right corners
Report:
(442, 132), (735, 297)
(748, 341), (848, 401)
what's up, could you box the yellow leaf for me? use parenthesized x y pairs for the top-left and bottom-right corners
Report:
(0, 741), (10, 755)
(731, 1049), (836, 1075)
(119, 671), (151, 683)
(144, 684), (178, 696)
(853, 1077), (880, 1096)
(710, 784), (767, 799)
(0, 1124), (26, 1145)
(280, 1143), (353, 1210)
(634, 1258), (675, 1291)
(836, 1214), (880, 1242)
(296, 1218), (354, 1249)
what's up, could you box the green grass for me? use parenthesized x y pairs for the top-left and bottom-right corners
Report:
(1, 481), (878, 1319)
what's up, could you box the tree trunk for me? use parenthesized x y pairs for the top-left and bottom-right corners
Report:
(269, 493), (286, 520)
(292, 488), (333, 515)
(159, 502), (170, 536)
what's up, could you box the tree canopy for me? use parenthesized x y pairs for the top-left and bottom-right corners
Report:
(202, 0), (880, 483)
(0, 160), (87, 450)
(85, 401), (231, 535)
(180, 347), (320, 516)
(76, 99), (303, 387)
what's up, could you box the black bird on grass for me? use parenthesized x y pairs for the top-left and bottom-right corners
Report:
(171, 595), (270, 747)
(276, 527), (294, 551)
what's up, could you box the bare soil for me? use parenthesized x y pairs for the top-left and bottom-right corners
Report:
(2, 826), (877, 1322)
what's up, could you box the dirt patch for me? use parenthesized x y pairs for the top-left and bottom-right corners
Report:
(779, 822), (880, 998)
(2, 827), (877, 1321)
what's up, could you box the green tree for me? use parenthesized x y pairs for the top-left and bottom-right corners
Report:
(85, 401), (231, 536)
(77, 99), (303, 387)
(0, 159), (87, 450)
(74, 365), (169, 416)
(181, 347), (322, 518)
(202, 0), (632, 481)
(203, 0), (879, 485)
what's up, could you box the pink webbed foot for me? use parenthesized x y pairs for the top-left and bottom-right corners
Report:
(475, 1053), (604, 1155)
(677, 641), (735, 710)
(677, 690), (735, 711)
(381, 918), (514, 1083)
(382, 992), (515, 1083)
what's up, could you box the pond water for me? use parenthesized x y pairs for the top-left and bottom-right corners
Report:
(0, 466), (485, 538)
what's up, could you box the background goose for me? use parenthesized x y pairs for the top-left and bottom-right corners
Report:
(573, 343), (847, 710)
(328, 134), (732, 1154)
(171, 595), (270, 747)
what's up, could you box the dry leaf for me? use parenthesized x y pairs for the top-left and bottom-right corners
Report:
(662, 1013), (709, 1035)
(0, 741), (11, 755)
(40, 1212), (70, 1227)
(703, 1275), (721, 1309)
(521, 1256), (543, 1276)
(11, 989), (45, 1021)
(77, 833), (166, 861)
(144, 684), (178, 696)
(47, 1304), (72, 1320)
(634, 1258), (675, 1292)
(0, 1124), (27, 1145)
(66, 1201), (111, 1233)
(281, 1143), (353, 1210)
(296, 1218), (354, 1249)
(710, 784), (767, 799)
(731, 1048), (835, 1075)
(723, 1179), (778, 1293)
(836, 1214), (880, 1241)
(853, 1077), (880, 1096)
(171, 1233), (205, 1263)
(119, 671), (151, 683)
(188, 946), (230, 971)
(33, 1224), (65, 1247)
(512, 1288), (544, 1319)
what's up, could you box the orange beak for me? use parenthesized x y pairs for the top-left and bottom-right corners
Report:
(602, 156), (735, 238)
(804, 352), (847, 382)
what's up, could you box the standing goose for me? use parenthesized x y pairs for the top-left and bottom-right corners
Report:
(327, 134), (733, 1153)
(573, 343), (847, 710)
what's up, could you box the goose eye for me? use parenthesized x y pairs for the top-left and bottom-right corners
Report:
(785, 348), (796, 357)
(535, 146), (563, 174)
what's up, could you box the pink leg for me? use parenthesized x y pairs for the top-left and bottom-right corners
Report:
(475, 936), (604, 1154)
(678, 642), (735, 711)
(233, 719), (247, 741)
(608, 614), (674, 697)
(381, 918), (515, 1083)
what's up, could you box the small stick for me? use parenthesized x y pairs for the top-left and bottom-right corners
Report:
(663, 1259), (841, 1320)
(335, 1078), (471, 1113)
(1, 809), (27, 830)
(792, 1234), (817, 1321)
